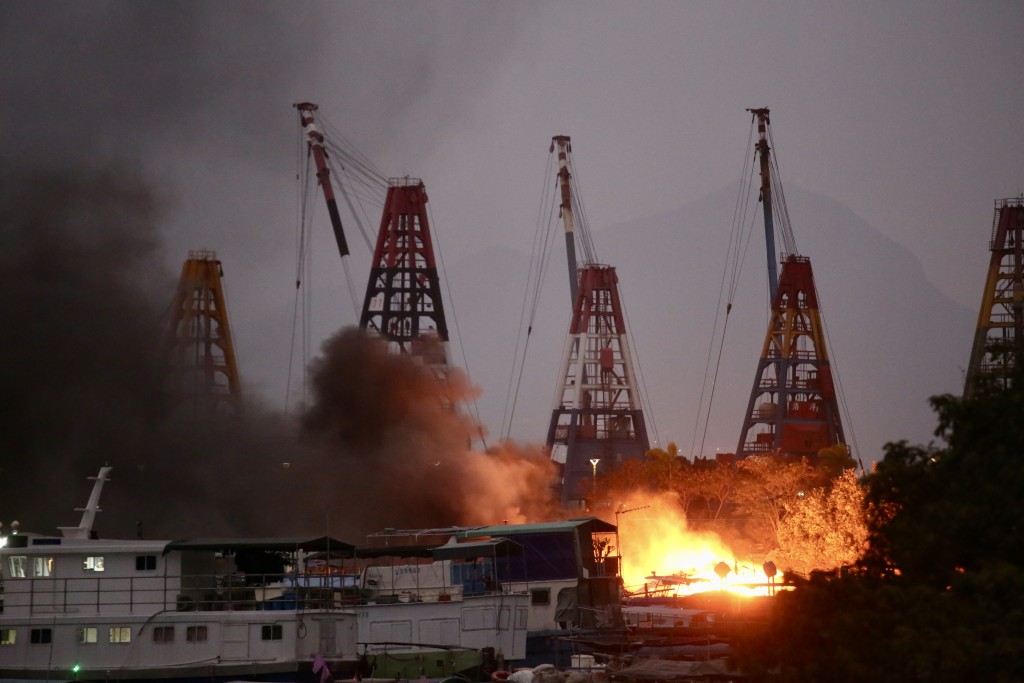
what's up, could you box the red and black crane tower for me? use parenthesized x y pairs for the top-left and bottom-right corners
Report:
(360, 177), (451, 382)
(296, 103), (451, 384)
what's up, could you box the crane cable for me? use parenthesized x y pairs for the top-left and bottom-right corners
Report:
(617, 282), (660, 446)
(565, 147), (599, 265)
(286, 129), (315, 415)
(287, 112), (388, 413)
(570, 146), (661, 445)
(766, 123), (798, 256)
(502, 149), (559, 439)
(428, 202), (488, 450)
(689, 118), (759, 459)
(762, 121), (861, 468)
(818, 299), (865, 472)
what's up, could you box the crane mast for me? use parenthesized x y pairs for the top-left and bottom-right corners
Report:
(734, 109), (846, 461)
(552, 135), (580, 305)
(295, 102), (350, 258)
(749, 108), (779, 303)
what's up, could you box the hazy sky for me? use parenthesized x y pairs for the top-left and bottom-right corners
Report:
(3, 1), (1022, 468)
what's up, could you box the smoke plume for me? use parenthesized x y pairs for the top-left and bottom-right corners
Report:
(0, 166), (558, 543)
(299, 328), (559, 537)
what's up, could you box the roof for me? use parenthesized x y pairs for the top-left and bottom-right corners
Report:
(431, 537), (523, 560)
(353, 544), (436, 559)
(164, 536), (355, 555)
(352, 537), (524, 560)
(0, 536), (171, 555)
(458, 517), (616, 538)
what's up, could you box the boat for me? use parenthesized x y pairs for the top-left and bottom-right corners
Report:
(341, 537), (530, 679)
(0, 468), (529, 683)
(363, 518), (624, 668)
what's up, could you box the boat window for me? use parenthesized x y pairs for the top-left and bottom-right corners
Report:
(7, 556), (27, 578)
(153, 626), (174, 643)
(135, 555), (157, 571)
(530, 588), (551, 605)
(76, 627), (98, 644)
(83, 556), (105, 572)
(32, 557), (53, 577)
(186, 625), (208, 642)
(261, 624), (283, 641)
(108, 627), (131, 644)
(0, 629), (15, 645)
(30, 629), (52, 645)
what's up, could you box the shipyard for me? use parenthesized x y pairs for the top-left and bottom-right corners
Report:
(2, 3), (1023, 683)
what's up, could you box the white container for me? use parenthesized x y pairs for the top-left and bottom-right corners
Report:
(571, 655), (596, 669)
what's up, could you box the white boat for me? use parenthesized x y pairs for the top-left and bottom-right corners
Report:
(0, 468), (529, 683)
(362, 519), (624, 667)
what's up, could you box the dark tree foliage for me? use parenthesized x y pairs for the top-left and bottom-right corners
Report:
(732, 373), (1024, 682)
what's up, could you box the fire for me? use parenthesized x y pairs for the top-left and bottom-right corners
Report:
(616, 491), (775, 598)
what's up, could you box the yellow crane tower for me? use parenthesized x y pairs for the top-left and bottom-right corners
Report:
(159, 249), (242, 418)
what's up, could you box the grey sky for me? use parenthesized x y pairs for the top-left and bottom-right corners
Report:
(3, 1), (1021, 469)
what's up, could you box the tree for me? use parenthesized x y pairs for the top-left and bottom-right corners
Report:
(775, 468), (868, 574)
(733, 375), (1024, 682)
(688, 464), (736, 524)
(730, 456), (826, 547)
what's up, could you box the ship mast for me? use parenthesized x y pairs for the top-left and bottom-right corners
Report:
(748, 108), (779, 303)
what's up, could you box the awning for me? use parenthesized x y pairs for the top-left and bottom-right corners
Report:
(430, 537), (523, 561)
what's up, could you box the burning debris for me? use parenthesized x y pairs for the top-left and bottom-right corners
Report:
(613, 491), (778, 599)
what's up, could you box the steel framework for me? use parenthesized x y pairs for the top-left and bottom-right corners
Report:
(359, 178), (450, 383)
(735, 255), (844, 459)
(965, 197), (1024, 396)
(160, 250), (242, 417)
(547, 264), (650, 507)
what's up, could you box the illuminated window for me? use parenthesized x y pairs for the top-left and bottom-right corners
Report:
(108, 627), (131, 644)
(0, 629), (15, 645)
(32, 557), (54, 577)
(8, 557), (27, 578)
(83, 557), (105, 572)
(135, 555), (156, 571)
(186, 626), (208, 642)
(76, 627), (98, 644)
(261, 624), (283, 641)
(30, 629), (52, 644)
(152, 627), (174, 643)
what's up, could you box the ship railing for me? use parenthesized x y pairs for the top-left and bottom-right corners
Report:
(5, 572), (377, 616)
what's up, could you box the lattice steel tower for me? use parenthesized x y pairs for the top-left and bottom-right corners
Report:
(295, 104), (452, 385)
(735, 109), (845, 460)
(736, 256), (844, 458)
(360, 178), (451, 384)
(160, 250), (242, 417)
(546, 136), (650, 507)
(965, 197), (1024, 396)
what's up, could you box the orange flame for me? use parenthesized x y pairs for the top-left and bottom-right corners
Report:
(616, 491), (774, 598)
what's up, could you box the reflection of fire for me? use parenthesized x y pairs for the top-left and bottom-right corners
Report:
(616, 492), (775, 598)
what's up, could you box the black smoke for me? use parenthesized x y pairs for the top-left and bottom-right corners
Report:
(0, 166), (556, 543)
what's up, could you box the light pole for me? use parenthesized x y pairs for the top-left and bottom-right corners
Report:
(589, 458), (600, 506)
